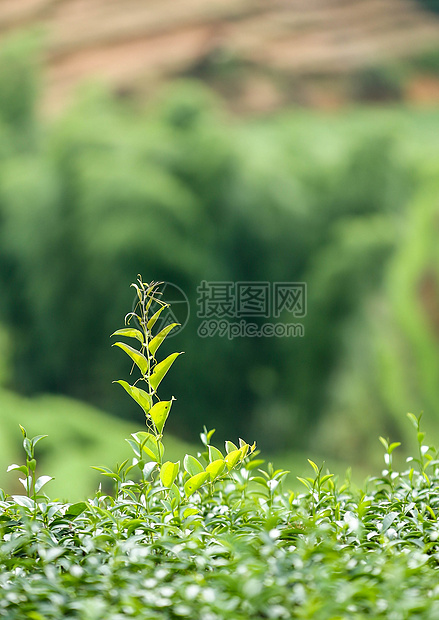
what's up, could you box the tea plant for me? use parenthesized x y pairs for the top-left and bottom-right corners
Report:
(2, 278), (439, 618)
(105, 276), (255, 516)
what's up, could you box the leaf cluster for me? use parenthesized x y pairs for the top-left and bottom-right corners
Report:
(2, 413), (439, 618)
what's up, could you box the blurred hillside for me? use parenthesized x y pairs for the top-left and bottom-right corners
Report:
(1, 32), (439, 462)
(1, 0), (439, 113)
(1, 2), (439, 472)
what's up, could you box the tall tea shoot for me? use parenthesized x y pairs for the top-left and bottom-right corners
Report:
(111, 276), (255, 502)
(112, 277), (181, 448)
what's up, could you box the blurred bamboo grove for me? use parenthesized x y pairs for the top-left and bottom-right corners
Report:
(0, 35), (439, 462)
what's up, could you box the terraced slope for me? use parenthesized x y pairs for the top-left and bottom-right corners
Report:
(1, 1), (439, 110)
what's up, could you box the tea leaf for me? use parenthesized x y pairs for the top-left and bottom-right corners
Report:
(114, 380), (152, 414)
(160, 461), (180, 488)
(149, 323), (179, 356)
(225, 441), (238, 454)
(184, 472), (209, 497)
(111, 328), (144, 344)
(225, 449), (242, 471)
(150, 352), (183, 391)
(34, 475), (54, 494)
(148, 399), (174, 433)
(134, 432), (164, 463)
(147, 305), (167, 331)
(205, 459), (225, 481)
(208, 446), (224, 462)
(184, 455), (204, 477)
(113, 342), (149, 375)
(7, 463), (28, 475)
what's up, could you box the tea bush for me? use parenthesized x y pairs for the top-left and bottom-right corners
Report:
(2, 279), (439, 618)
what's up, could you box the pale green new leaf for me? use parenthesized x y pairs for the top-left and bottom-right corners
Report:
(149, 323), (179, 356)
(206, 459), (225, 481)
(147, 305), (167, 331)
(225, 440), (238, 454)
(208, 445), (224, 462)
(149, 399), (174, 433)
(183, 507), (200, 518)
(7, 464), (28, 475)
(113, 342), (148, 375)
(239, 443), (249, 459)
(169, 483), (181, 506)
(184, 471), (209, 497)
(114, 380), (152, 414)
(160, 461), (180, 487)
(134, 431), (164, 463)
(225, 448), (242, 471)
(307, 459), (320, 475)
(111, 328), (144, 344)
(150, 352), (182, 391)
(35, 475), (54, 494)
(184, 454), (204, 477)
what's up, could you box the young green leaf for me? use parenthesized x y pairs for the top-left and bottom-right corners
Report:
(379, 437), (389, 451)
(7, 464), (29, 475)
(35, 475), (54, 494)
(183, 507), (200, 518)
(113, 342), (149, 375)
(407, 412), (419, 430)
(307, 459), (320, 475)
(297, 476), (312, 491)
(208, 445), (224, 462)
(147, 305), (167, 331)
(225, 441), (238, 454)
(169, 482), (181, 506)
(134, 432), (164, 463)
(184, 471), (209, 497)
(149, 323), (179, 356)
(148, 399), (174, 433)
(225, 449), (242, 471)
(64, 502), (88, 520)
(205, 459), (225, 481)
(184, 455), (204, 477)
(114, 380), (152, 414)
(388, 442), (401, 454)
(150, 352), (183, 391)
(111, 328), (144, 344)
(31, 435), (49, 449)
(239, 443), (249, 459)
(160, 461), (180, 487)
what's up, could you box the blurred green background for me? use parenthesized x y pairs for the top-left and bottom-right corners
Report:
(1, 13), (439, 499)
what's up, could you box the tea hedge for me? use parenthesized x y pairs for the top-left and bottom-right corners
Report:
(1, 279), (439, 618)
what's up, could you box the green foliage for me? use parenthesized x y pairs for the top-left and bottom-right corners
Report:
(321, 179), (439, 461)
(0, 388), (196, 501)
(2, 404), (439, 616)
